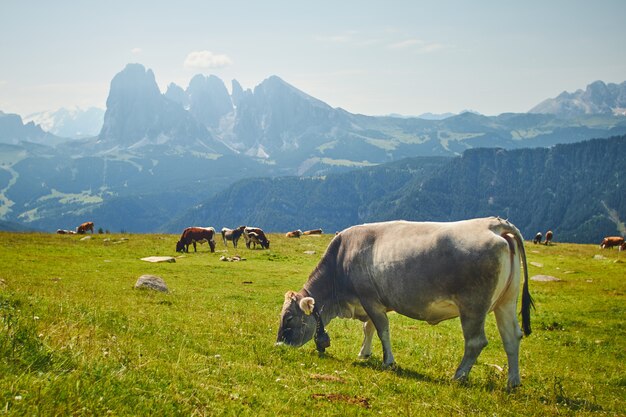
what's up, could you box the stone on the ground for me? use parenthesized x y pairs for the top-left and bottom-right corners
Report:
(141, 256), (176, 263)
(134, 275), (169, 292)
(530, 275), (562, 282)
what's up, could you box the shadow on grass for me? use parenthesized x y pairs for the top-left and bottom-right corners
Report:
(349, 359), (445, 384)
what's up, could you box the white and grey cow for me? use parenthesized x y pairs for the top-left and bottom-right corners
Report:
(276, 217), (533, 388)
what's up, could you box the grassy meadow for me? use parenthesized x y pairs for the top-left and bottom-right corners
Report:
(0, 231), (624, 416)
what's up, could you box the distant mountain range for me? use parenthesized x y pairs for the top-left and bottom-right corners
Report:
(0, 63), (625, 238)
(24, 107), (104, 139)
(167, 135), (626, 243)
(530, 80), (626, 116)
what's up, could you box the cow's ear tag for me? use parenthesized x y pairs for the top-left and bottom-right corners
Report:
(299, 297), (315, 315)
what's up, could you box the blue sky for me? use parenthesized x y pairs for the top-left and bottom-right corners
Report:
(1, 0), (625, 117)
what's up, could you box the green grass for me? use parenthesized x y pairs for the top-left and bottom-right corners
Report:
(0, 232), (624, 415)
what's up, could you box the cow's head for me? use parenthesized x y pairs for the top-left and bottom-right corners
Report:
(175, 240), (185, 252)
(276, 291), (317, 347)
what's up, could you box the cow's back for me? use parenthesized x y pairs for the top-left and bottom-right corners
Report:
(334, 219), (512, 322)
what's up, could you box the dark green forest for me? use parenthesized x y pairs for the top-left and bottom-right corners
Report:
(166, 135), (626, 243)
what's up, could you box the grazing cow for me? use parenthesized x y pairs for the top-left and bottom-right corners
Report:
(176, 227), (216, 253)
(56, 229), (76, 235)
(600, 236), (625, 249)
(544, 230), (553, 245)
(286, 229), (303, 238)
(276, 217), (533, 388)
(76, 221), (94, 234)
(244, 227), (270, 249)
(221, 226), (246, 248)
(246, 231), (263, 249)
(621, 241), (626, 251)
(303, 229), (323, 235)
(532, 232), (542, 244)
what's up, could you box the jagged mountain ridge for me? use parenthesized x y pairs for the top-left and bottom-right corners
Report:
(530, 80), (626, 117)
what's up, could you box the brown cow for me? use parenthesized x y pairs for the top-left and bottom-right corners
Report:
(221, 226), (246, 248)
(600, 236), (625, 249)
(176, 227), (216, 253)
(76, 221), (94, 234)
(544, 230), (553, 245)
(244, 227), (270, 249)
(286, 229), (303, 238)
(303, 229), (323, 235)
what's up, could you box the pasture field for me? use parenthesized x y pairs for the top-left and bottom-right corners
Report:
(0, 231), (624, 416)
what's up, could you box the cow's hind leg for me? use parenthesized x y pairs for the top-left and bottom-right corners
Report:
(358, 319), (376, 359)
(454, 311), (488, 383)
(494, 301), (524, 388)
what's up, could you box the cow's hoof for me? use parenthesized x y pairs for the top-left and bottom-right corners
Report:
(357, 353), (371, 360)
(507, 377), (521, 390)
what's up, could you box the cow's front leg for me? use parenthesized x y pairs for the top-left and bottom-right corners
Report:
(358, 319), (376, 359)
(362, 304), (394, 366)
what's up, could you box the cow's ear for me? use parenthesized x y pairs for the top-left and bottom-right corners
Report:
(299, 297), (315, 315)
(285, 291), (298, 302)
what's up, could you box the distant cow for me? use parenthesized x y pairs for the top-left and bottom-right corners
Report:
(76, 222), (94, 234)
(621, 241), (626, 251)
(532, 232), (542, 244)
(286, 229), (303, 238)
(544, 230), (553, 245)
(176, 227), (216, 253)
(277, 217), (533, 388)
(303, 229), (323, 235)
(56, 229), (76, 235)
(222, 226), (246, 248)
(600, 236), (624, 249)
(246, 231), (263, 249)
(244, 227), (270, 249)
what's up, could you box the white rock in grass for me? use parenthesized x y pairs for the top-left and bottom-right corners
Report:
(141, 256), (176, 263)
(134, 275), (169, 292)
(530, 275), (562, 282)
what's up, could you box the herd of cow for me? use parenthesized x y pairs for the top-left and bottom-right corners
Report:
(55, 217), (624, 388)
(175, 226), (270, 253)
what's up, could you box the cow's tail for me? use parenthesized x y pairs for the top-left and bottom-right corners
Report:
(493, 218), (534, 336)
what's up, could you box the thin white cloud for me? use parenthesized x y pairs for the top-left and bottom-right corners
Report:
(389, 39), (446, 53)
(131, 47), (142, 55)
(389, 39), (422, 49)
(184, 50), (233, 70)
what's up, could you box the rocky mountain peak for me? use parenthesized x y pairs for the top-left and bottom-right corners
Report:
(530, 80), (626, 116)
(186, 74), (233, 128)
(98, 64), (220, 150)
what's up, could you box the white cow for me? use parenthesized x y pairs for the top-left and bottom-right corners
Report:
(277, 217), (533, 388)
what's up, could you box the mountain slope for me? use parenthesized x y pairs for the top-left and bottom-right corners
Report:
(163, 156), (450, 233)
(168, 135), (626, 243)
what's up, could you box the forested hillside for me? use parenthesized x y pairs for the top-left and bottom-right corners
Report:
(163, 157), (450, 233)
(381, 135), (626, 242)
(168, 135), (626, 243)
